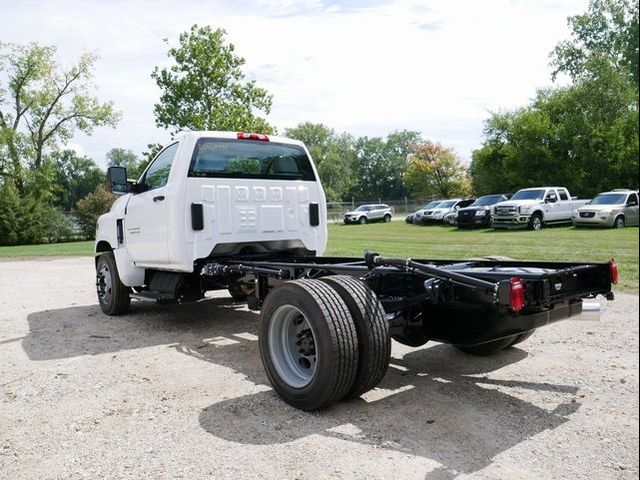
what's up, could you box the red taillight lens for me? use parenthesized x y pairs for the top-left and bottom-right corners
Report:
(509, 277), (526, 312)
(237, 132), (269, 141)
(609, 258), (619, 285)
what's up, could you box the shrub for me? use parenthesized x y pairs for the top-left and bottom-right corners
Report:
(76, 184), (117, 239)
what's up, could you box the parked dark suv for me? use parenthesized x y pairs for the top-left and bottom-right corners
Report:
(457, 194), (511, 228)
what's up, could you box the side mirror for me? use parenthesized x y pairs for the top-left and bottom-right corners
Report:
(545, 194), (557, 203)
(107, 166), (129, 195)
(454, 205), (460, 210)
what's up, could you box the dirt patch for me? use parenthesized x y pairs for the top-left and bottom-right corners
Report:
(1, 258), (638, 479)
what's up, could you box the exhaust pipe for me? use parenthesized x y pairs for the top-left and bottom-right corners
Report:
(572, 301), (601, 321)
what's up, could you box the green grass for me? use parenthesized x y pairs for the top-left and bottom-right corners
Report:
(0, 240), (94, 258)
(326, 223), (638, 292)
(0, 224), (637, 291)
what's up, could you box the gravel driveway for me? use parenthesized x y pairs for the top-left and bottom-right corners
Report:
(1, 257), (638, 479)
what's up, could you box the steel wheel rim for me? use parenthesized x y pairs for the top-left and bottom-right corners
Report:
(532, 217), (542, 230)
(96, 263), (113, 305)
(268, 305), (318, 388)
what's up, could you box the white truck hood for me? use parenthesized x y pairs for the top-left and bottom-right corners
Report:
(495, 199), (541, 208)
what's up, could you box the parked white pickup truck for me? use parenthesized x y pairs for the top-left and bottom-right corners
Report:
(492, 187), (589, 230)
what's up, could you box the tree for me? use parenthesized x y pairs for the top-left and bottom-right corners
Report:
(106, 147), (148, 179)
(51, 149), (105, 210)
(551, 0), (639, 89)
(472, 0), (639, 197)
(0, 43), (120, 187)
(405, 141), (471, 198)
(284, 122), (356, 201)
(152, 25), (274, 136)
(349, 130), (423, 200)
(76, 184), (116, 239)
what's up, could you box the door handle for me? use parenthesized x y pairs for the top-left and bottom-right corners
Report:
(153, 195), (165, 202)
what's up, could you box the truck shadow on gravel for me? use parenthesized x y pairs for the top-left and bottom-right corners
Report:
(24, 298), (581, 480)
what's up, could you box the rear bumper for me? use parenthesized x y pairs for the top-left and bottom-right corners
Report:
(425, 299), (603, 346)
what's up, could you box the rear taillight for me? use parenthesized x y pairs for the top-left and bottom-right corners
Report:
(509, 277), (526, 312)
(237, 132), (269, 141)
(609, 258), (619, 285)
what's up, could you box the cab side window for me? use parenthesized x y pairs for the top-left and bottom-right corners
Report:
(143, 143), (179, 190)
(628, 194), (639, 206)
(559, 189), (569, 201)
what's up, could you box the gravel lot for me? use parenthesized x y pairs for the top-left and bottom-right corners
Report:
(1, 257), (638, 480)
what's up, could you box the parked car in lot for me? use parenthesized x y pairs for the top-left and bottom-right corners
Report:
(417, 198), (475, 225)
(572, 190), (639, 228)
(457, 194), (511, 228)
(405, 200), (443, 223)
(344, 204), (393, 224)
(492, 187), (588, 230)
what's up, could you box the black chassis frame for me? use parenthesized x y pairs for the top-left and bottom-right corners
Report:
(200, 252), (614, 348)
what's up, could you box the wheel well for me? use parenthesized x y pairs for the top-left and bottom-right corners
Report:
(95, 241), (112, 265)
(615, 213), (625, 220)
(532, 210), (543, 219)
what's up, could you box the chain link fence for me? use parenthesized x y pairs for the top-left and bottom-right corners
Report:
(326, 198), (436, 224)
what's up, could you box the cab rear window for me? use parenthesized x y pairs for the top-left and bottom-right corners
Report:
(188, 138), (316, 181)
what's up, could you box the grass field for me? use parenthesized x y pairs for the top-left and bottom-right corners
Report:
(0, 224), (637, 291)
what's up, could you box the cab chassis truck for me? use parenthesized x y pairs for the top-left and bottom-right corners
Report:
(96, 131), (617, 411)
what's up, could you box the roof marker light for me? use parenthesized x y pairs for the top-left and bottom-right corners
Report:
(237, 132), (270, 141)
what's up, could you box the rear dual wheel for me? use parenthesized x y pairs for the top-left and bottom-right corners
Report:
(259, 277), (390, 411)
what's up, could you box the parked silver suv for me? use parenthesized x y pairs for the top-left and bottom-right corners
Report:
(344, 204), (393, 224)
(572, 190), (639, 228)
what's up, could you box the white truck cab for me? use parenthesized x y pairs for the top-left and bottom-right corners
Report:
(95, 131), (327, 311)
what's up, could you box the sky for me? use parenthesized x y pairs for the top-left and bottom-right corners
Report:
(1, 0), (588, 167)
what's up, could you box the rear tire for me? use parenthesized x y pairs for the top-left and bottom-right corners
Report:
(528, 213), (543, 231)
(383, 214), (391, 223)
(321, 275), (391, 398)
(96, 252), (131, 316)
(259, 279), (358, 411)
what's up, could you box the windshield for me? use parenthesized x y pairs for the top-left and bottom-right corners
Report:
(511, 189), (545, 201)
(423, 201), (442, 209)
(588, 193), (627, 205)
(188, 138), (316, 181)
(436, 200), (456, 208)
(355, 205), (372, 212)
(472, 195), (504, 207)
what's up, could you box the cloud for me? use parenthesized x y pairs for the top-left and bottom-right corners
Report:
(1, 0), (589, 166)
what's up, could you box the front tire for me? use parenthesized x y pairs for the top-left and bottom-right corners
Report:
(259, 279), (358, 411)
(321, 276), (391, 398)
(528, 213), (543, 231)
(613, 215), (625, 229)
(96, 252), (131, 316)
(359, 216), (367, 224)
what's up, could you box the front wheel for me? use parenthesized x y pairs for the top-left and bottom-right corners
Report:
(96, 252), (131, 315)
(613, 215), (625, 229)
(259, 279), (359, 411)
(358, 216), (367, 224)
(528, 213), (543, 231)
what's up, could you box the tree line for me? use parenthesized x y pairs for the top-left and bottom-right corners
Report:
(1, 0), (637, 246)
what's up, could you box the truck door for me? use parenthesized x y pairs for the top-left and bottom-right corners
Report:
(557, 188), (572, 220)
(544, 189), (560, 221)
(125, 143), (179, 265)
